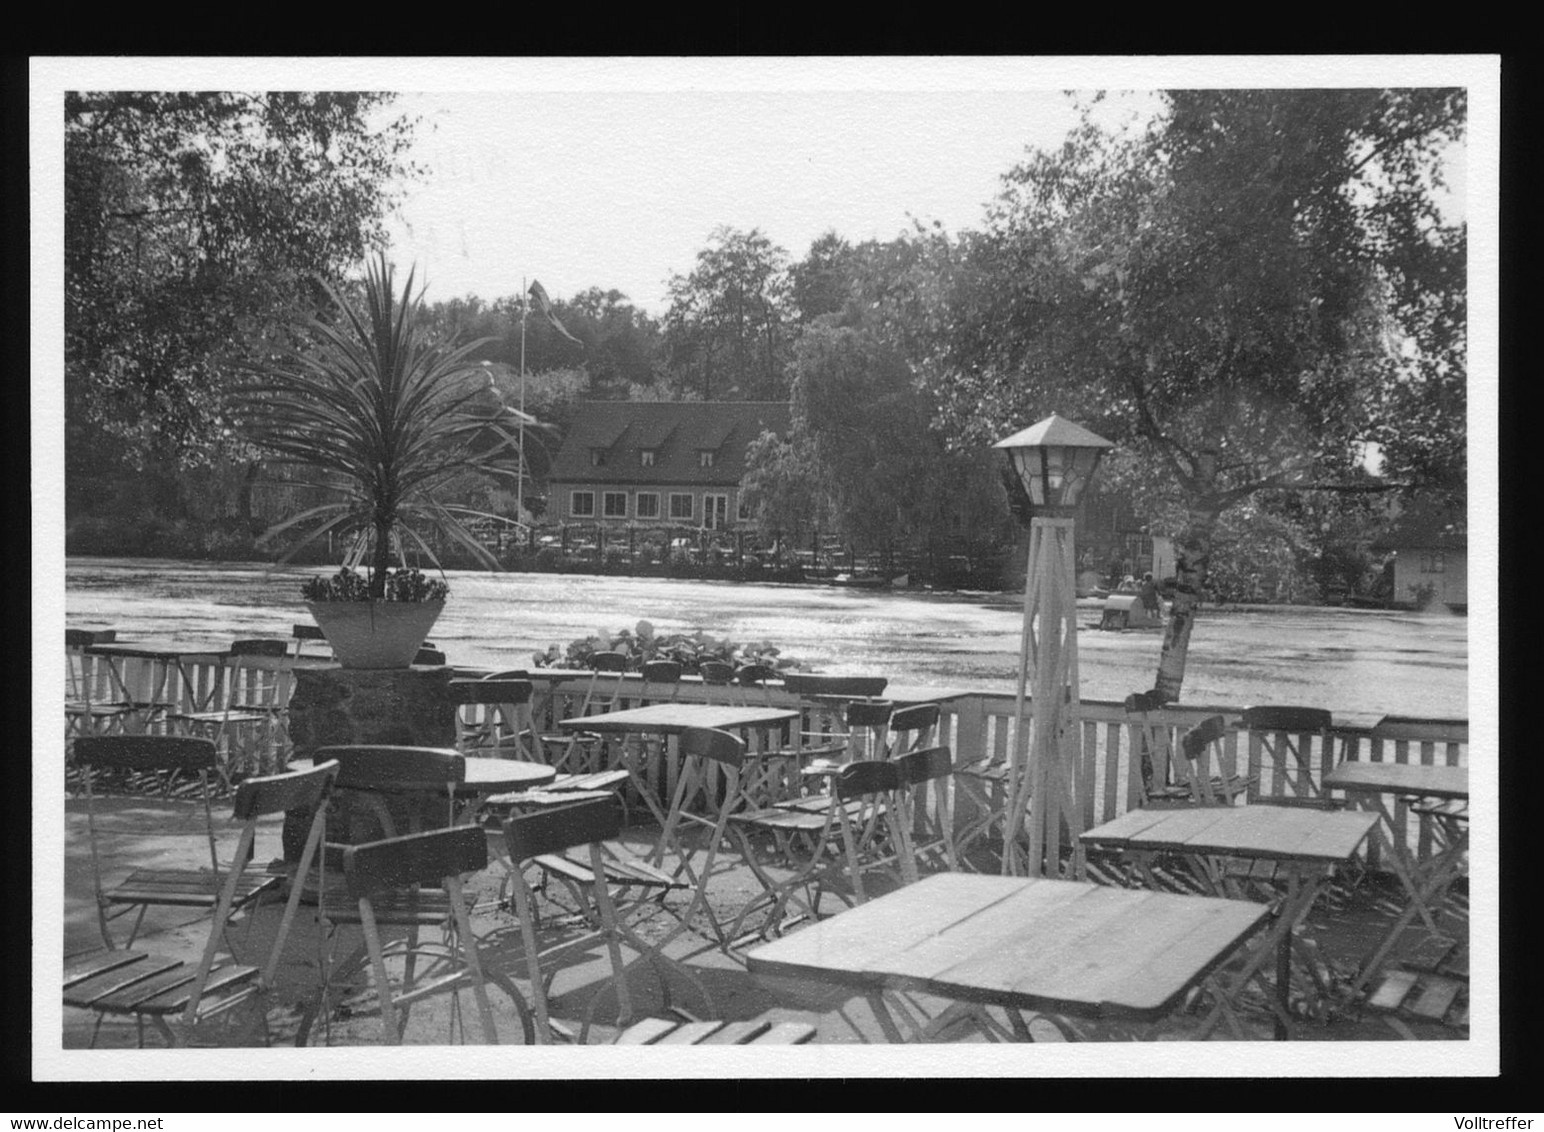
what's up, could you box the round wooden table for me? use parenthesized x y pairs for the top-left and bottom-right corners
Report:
(458, 756), (556, 797)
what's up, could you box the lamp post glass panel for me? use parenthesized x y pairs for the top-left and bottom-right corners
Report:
(992, 415), (1113, 877)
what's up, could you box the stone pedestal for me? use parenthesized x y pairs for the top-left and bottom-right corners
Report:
(283, 664), (456, 860)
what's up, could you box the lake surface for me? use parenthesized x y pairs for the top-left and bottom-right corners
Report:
(62, 557), (1470, 725)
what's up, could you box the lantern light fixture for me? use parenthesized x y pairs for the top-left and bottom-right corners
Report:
(993, 413), (1115, 514)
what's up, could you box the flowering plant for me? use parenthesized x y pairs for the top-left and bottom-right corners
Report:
(302, 566), (449, 603)
(532, 619), (797, 672)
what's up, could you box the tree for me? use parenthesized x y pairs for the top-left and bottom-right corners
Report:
(739, 431), (822, 551)
(233, 255), (516, 596)
(786, 323), (1007, 570)
(930, 89), (1467, 702)
(65, 91), (420, 482)
(663, 226), (793, 400)
(789, 230), (857, 323)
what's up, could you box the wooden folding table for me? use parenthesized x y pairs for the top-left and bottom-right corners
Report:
(1323, 760), (1469, 990)
(1081, 803), (1377, 1038)
(746, 872), (1271, 1042)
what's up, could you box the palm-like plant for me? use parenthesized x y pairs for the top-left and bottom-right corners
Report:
(236, 253), (523, 599)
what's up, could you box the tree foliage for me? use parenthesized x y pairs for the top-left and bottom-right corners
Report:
(928, 88), (1466, 699)
(65, 91), (421, 473)
(938, 90), (1465, 506)
(232, 255), (517, 596)
(782, 323), (1007, 562)
(663, 226), (793, 401)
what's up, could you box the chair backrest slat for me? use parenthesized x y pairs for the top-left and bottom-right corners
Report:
(1241, 705), (1331, 732)
(781, 673), (888, 699)
(678, 727), (745, 769)
(836, 759), (903, 799)
(697, 660), (736, 686)
(74, 735), (217, 774)
(889, 703), (940, 736)
(232, 760), (339, 820)
(317, 746), (467, 790)
(343, 826), (487, 899)
(229, 639), (292, 658)
(1180, 715), (1229, 761)
(896, 745), (952, 786)
(735, 664), (778, 687)
(640, 660), (683, 685)
(846, 700), (895, 728)
(503, 797), (620, 861)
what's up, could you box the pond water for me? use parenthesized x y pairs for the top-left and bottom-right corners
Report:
(62, 557), (1469, 725)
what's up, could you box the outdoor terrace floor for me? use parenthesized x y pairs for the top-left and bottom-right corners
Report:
(61, 791), (1468, 1049)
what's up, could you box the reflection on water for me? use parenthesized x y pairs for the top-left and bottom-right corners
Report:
(62, 557), (1468, 723)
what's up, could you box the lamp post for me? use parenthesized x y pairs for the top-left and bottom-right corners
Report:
(993, 414), (1113, 877)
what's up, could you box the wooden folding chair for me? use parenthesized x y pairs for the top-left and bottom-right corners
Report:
(499, 795), (715, 1043)
(548, 651), (630, 775)
(453, 679), (632, 822)
(298, 825), (530, 1046)
(727, 759), (913, 944)
(1241, 705), (1334, 805)
(1146, 715), (1253, 807)
(639, 659), (684, 702)
(734, 663), (780, 707)
(450, 678), (541, 760)
(65, 759), (338, 1048)
(66, 630), (132, 748)
(1362, 940), (1469, 1039)
(696, 660), (739, 704)
(504, 732), (744, 1023)
(315, 745), (466, 843)
(882, 703), (941, 757)
(166, 640), (295, 785)
(76, 735), (283, 952)
(616, 1015), (817, 1045)
(895, 745), (957, 875)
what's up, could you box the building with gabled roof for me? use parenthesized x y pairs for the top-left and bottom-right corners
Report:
(546, 401), (791, 531)
(1371, 497), (1468, 612)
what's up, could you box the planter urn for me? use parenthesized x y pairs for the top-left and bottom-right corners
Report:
(305, 600), (445, 670)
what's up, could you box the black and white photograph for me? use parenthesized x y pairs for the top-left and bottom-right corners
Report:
(31, 55), (1500, 1084)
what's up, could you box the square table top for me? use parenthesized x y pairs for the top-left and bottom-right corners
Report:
(812, 684), (976, 709)
(1081, 804), (1377, 864)
(306, 753), (554, 796)
(84, 640), (228, 661)
(745, 872), (1270, 1021)
(1323, 760), (1469, 801)
(557, 702), (798, 736)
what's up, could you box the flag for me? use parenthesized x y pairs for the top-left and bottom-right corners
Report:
(528, 280), (584, 348)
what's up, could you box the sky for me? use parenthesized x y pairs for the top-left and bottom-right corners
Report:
(35, 56), (1481, 320)
(380, 85), (1140, 315)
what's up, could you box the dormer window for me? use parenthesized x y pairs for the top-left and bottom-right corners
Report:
(640, 449), (656, 467)
(590, 448), (608, 468)
(698, 450), (715, 468)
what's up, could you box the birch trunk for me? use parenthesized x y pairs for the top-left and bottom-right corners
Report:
(1150, 502), (1220, 704)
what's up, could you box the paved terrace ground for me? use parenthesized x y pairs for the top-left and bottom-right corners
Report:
(61, 791), (1468, 1049)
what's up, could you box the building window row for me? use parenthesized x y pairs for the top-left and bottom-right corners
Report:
(571, 490), (732, 523)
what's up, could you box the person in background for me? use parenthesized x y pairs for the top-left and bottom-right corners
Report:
(1139, 572), (1162, 619)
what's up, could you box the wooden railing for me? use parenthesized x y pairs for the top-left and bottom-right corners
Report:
(74, 654), (1468, 872)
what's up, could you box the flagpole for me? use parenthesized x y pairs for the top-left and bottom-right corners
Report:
(519, 276), (528, 526)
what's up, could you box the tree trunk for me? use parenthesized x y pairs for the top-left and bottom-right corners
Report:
(238, 460), (261, 534)
(370, 518), (391, 599)
(1149, 502), (1220, 704)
